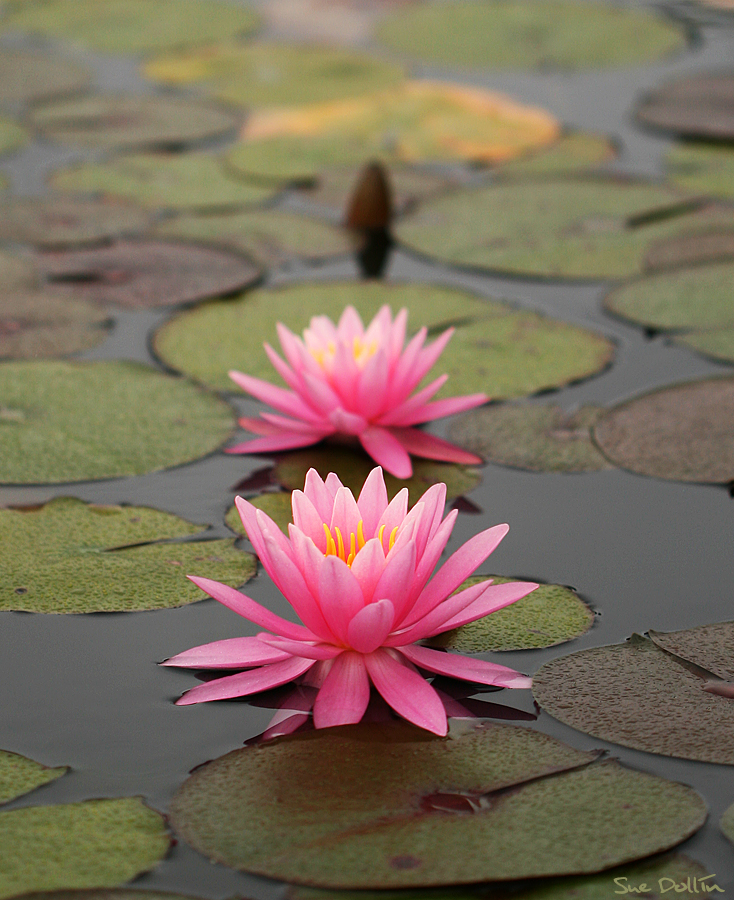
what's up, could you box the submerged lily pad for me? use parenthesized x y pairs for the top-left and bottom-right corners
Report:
(0, 49), (90, 104)
(226, 492), (292, 536)
(592, 376), (734, 484)
(51, 154), (278, 213)
(38, 240), (261, 310)
(448, 404), (611, 473)
(495, 132), (616, 178)
(377, 0), (686, 71)
(637, 72), (734, 140)
(0, 116), (28, 157)
(144, 42), (405, 109)
(0, 497), (255, 613)
(0, 797), (169, 898)
(31, 95), (240, 152)
(396, 179), (734, 279)
(533, 630), (734, 764)
(429, 575), (594, 652)
(169, 721), (705, 888)
(227, 81), (559, 183)
(0, 751), (67, 805)
(667, 142), (734, 199)
(0, 360), (234, 483)
(153, 282), (614, 400)
(722, 803), (734, 846)
(2, 0), (259, 54)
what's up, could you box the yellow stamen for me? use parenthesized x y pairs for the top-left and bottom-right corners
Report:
(335, 526), (345, 562)
(323, 523), (337, 557)
(389, 526), (399, 550)
(378, 523), (386, 547)
(357, 519), (366, 549)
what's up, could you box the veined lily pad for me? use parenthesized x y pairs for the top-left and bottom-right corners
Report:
(649, 622), (734, 681)
(31, 95), (240, 152)
(0, 116), (28, 157)
(0, 360), (234, 483)
(494, 132), (616, 178)
(227, 81), (560, 183)
(396, 179), (734, 279)
(0, 751), (67, 805)
(1, 0), (259, 54)
(533, 630), (734, 764)
(226, 492), (292, 536)
(722, 803), (734, 846)
(51, 154), (278, 213)
(0, 49), (90, 104)
(667, 142), (734, 200)
(592, 376), (734, 484)
(377, 0), (686, 71)
(0, 797), (169, 898)
(152, 281), (614, 399)
(429, 575), (594, 652)
(0, 497), (255, 613)
(448, 404), (611, 473)
(144, 42), (405, 109)
(169, 721), (706, 888)
(637, 72), (734, 140)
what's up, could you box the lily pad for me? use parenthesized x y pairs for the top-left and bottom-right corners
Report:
(227, 81), (560, 183)
(637, 73), (734, 140)
(154, 210), (352, 268)
(38, 240), (261, 310)
(51, 154), (278, 213)
(31, 95), (240, 152)
(592, 376), (734, 484)
(649, 622), (734, 681)
(226, 492), (292, 536)
(15, 893), (200, 900)
(644, 227), (734, 271)
(722, 803), (734, 846)
(0, 198), (151, 249)
(152, 281), (614, 399)
(144, 42), (405, 109)
(395, 179), (734, 279)
(377, 0), (686, 71)
(447, 404), (611, 473)
(0, 360), (234, 483)
(0, 497), (255, 613)
(0, 49), (90, 104)
(494, 132), (617, 179)
(667, 142), (734, 200)
(2, 0), (259, 54)
(0, 249), (41, 290)
(0, 751), (67, 805)
(259, 0), (412, 46)
(0, 797), (169, 898)
(429, 575), (594, 652)
(533, 631), (734, 764)
(0, 116), (28, 158)
(169, 720), (706, 888)
(675, 327), (734, 364)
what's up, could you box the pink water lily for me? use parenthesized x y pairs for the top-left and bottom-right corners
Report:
(163, 467), (536, 736)
(226, 305), (487, 479)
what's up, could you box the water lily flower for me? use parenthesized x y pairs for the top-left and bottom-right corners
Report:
(227, 305), (487, 479)
(163, 467), (536, 736)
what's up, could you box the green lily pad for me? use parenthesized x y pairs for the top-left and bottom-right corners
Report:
(0, 797), (169, 898)
(31, 95), (240, 152)
(429, 575), (594, 652)
(494, 132), (617, 178)
(533, 631), (734, 764)
(154, 209), (352, 268)
(674, 327), (734, 364)
(0, 115), (29, 158)
(51, 154), (278, 213)
(144, 42), (404, 109)
(153, 281), (614, 399)
(0, 49), (90, 104)
(667, 142), (734, 200)
(377, 0), (686, 71)
(592, 376), (734, 484)
(0, 497), (255, 613)
(169, 720), (706, 888)
(2, 0), (259, 54)
(0, 360), (234, 483)
(226, 492), (292, 536)
(395, 179), (734, 279)
(0, 751), (67, 805)
(722, 803), (734, 846)
(448, 404), (611, 473)
(637, 73), (734, 141)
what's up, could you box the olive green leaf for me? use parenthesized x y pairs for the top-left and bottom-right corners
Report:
(0, 49), (90, 104)
(667, 142), (734, 200)
(674, 327), (734, 364)
(0, 116), (28, 158)
(0, 751), (67, 806)
(722, 802), (734, 846)
(494, 132), (616, 179)
(226, 492), (292, 536)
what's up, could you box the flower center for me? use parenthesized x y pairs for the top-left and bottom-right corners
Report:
(308, 336), (378, 372)
(323, 520), (398, 566)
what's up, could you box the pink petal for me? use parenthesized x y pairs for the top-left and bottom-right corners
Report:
(389, 308), (408, 365)
(357, 347), (389, 419)
(161, 636), (291, 669)
(264, 342), (304, 393)
(261, 711), (311, 741)
(357, 466), (389, 535)
(377, 375), (448, 426)
(329, 407), (368, 435)
(387, 327), (426, 406)
(330, 485), (362, 540)
(289, 525), (329, 603)
(360, 426), (412, 479)
(176, 656), (315, 705)
(301, 370), (342, 416)
(331, 340), (360, 405)
(318, 555), (365, 644)
(257, 634), (343, 660)
(436, 581), (538, 632)
(395, 394), (488, 427)
(349, 537), (386, 603)
(226, 431), (326, 455)
(375, 487), (409, 545)
(408, 327), (455, 389)
(291, 490), (326, 550)
(402, 508), (458, 617)
(346, 598), (395, 653)
(324, 472), (344, 498)
(372, 541), (416, 623)
(364, 649), (447, 735)
(304, 468), (335, 521)
(400, 644), (532, 689)
(337, 305), (365, 342)
(260, 412), (328, 434)
(388, 579), (492, 645)
(228, 370), (322, 422)
(313, 651), (371, 728)
(236, 416), (281, 436)
(390, 428), (484, 466)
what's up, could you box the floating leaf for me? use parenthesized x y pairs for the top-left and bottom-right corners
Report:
(0, 751), (67, 806)
(227, 81), (560, 183)
(0, 797), (169, 898)
(722, 803), (734, 846)
(226, 492), (292, 536)
(0, 49), (90, 104)
(494, 132), (617, 178)
(448, 404), (611, 473)
(533, 631), (734, 764)
(2, 0), (259, 54)
(0, 497), (255, 613)
(0, 250), (41, 290)
(155, 210), (352, 268)
(396, 179), (734, 279)
(637, 73), (734, 140)
(429, 575), (594, 652)
(260, 0), (411, 46)
(169, 721), (705, 888)
(31, 95), (240, 152)
(0, 116), (28, 157)
(667, 142), (734, 200)
(592, 376), (734, 484)
(649, 622), (734, 681)
(51, 154), (278, 213)
(0, 198), (151, 249)
(16, 893), (200, 900)
(0, 360), (234, 483)
(674, 327), (734, 364)
(144, 42), (404, 109)
(38, 240), (261, 310)
(153, 282), (614, 399)
(644, 227), (734, 271)
(377, 0), (685, 71)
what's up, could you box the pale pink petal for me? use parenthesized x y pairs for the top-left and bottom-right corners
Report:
(363, 305), (392, 345)
(276, 322), (308, 372)
(313, 651), (371, 728)
(291, 490), (326, 549)
(236, 416), (281, 436)
(388, 580), (491, 645)
(377, 375), (448, 426)
(264, 342), (304, 393)
(261, 711), (311, 741)
(324, 472), (344, 498)
(357, 466), (389, 535)
(176, 656), (315, 705)
(401, 508), (458, 618)
(257, 508), (295, 561)
(437, 581), (538, 632)
(318, 554), (365, 643)
(257, 634), (343, 660)
(389, 308), (408, 365)
(364, 649), (447, 735)
(260, 412), (329, 434)
(228, 370), (322, 422)
(328, 407), (368, 435)
(387, 327), (426, 405)
(390, 428), (484, 466)
(346, 598), (395, 653)
(405, 482), (446, 560)
(330, 485), (362, 540)
(234, 495), (267, 555)
(289, 525), (328, 599)
(395, 394), (488, 427)
(372, 541), (416, 623)
(703, 681), (734, 698)
(360, 426), (413, 479)
(303, 657), (334, 688)
(301, 370), (342, 415)
(356, 347), (389, 419)
(161, 636), (291, 669)
(226, 431), (326, 455)
(337, 305), (365, 342)
(400, 644), (532, 689)
(375, 487), (409, 545)
(349, 537), (386, 603)
(331, 340), (360, 404)
(406, 327), (455, 390)
(304, 468), (335, 521)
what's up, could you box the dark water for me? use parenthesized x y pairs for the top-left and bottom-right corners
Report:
(1, 0), (733, 895)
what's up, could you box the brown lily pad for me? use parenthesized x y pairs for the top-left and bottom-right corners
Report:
(0, 249), (41, 291)
(637, 72), (734, 140)
(37, 240), (261, 310)
(649, 622), (734, 681)
(592, 376), (734, 484)
(0, 49), (90, 105)
(644, 227), (734, 271)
